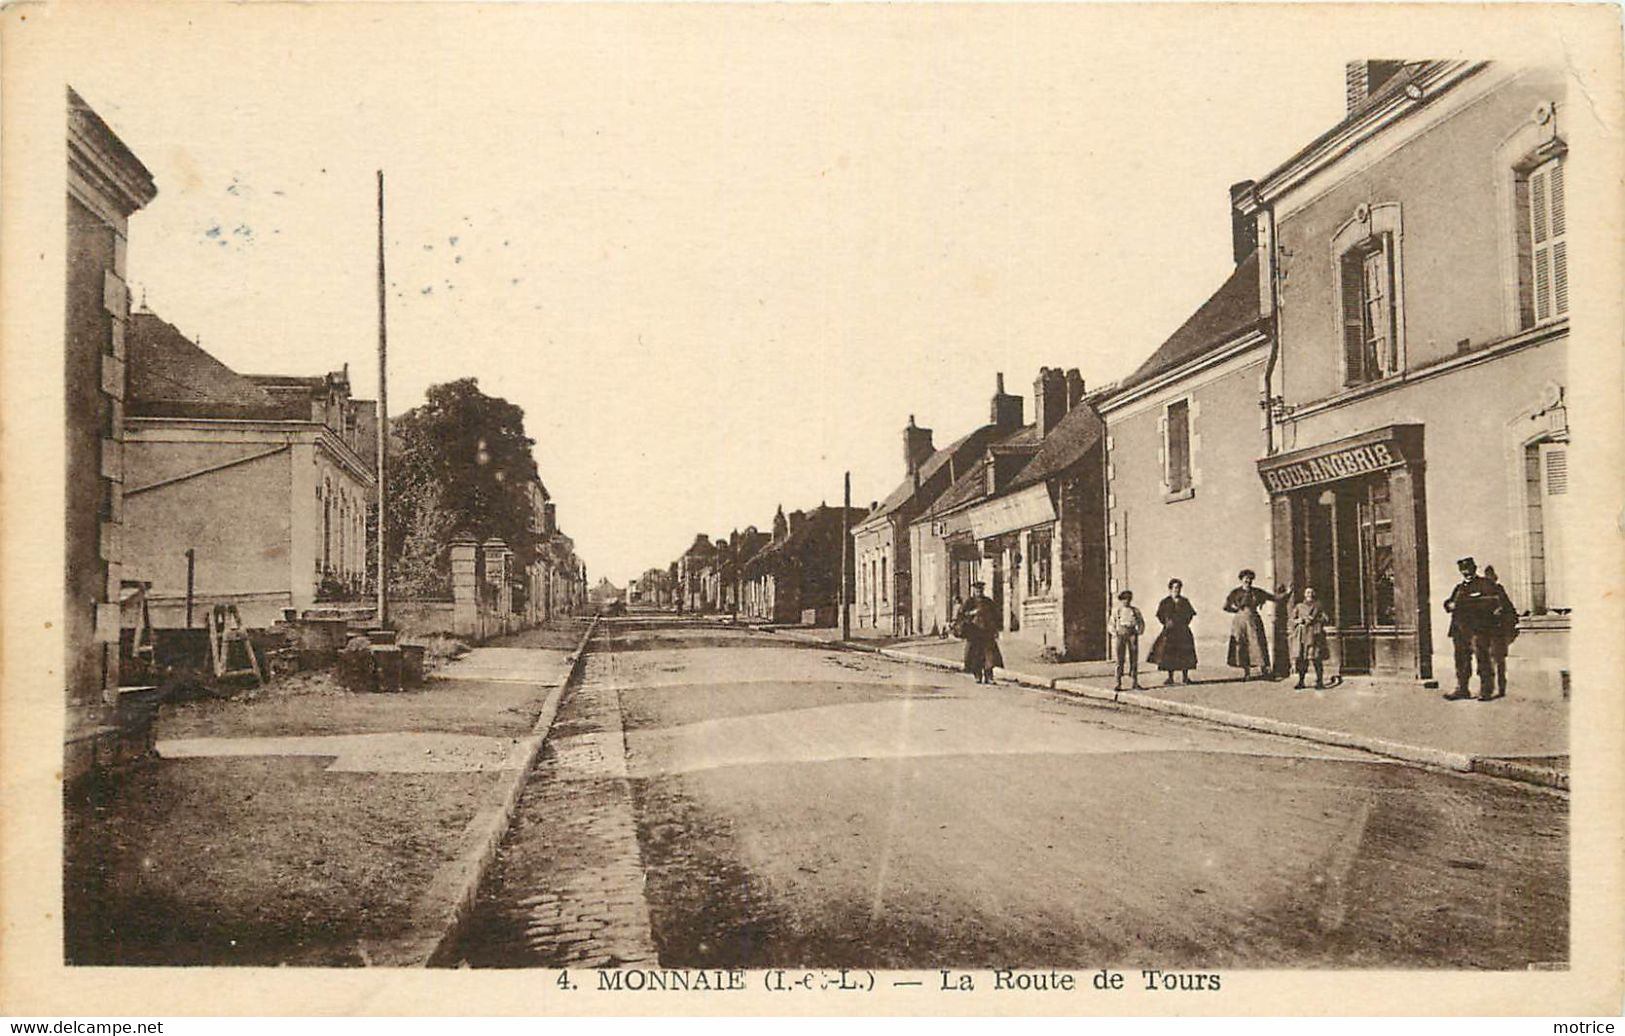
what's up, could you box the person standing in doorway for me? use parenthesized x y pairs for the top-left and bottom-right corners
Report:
(1443, 556), (1513, 701)
(1111, 589), (1146, 691)
(956, 581), (1003, 684)
(1288, 587), (1332, 690)
(1224, 569), (1283, 681)
(1148, 578), (1198, 685)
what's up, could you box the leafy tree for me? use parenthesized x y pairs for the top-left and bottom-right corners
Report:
(384, 378), (540, 596)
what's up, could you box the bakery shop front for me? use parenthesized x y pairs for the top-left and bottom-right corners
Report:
(1258, 424), (1433, 679)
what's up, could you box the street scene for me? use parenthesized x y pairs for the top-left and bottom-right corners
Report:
(49, 5), (1594, 990)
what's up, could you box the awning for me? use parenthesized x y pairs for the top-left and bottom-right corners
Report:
(966, 484), (1056, 540)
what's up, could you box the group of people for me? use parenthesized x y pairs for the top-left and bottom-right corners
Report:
(1106, 569), (1330, 691)
(955, 556), (1521, 700)
(954, 568), (1332, 691)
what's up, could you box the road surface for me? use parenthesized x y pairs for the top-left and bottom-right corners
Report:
(451, 617), (1566, 970)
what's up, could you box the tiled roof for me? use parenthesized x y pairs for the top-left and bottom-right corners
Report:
(1009, 403), (1106, 489)
(859, 424), (999, 527)
(921, 423), (1039, 518)
(1115, 250), (1262, 394)
(126, 312), (281, 419)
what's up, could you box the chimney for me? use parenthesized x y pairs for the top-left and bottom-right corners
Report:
(1345, 60), (1406, 113)
(904, 415), (935, 476)
(788, 509), (807, 537)
(990, 372), (1024, 432)
(1034, 366), (1067, 436)
(1229, 180), (1258, 265)
(542, 501), (557, 536)
(1065, 368), (1086, 411)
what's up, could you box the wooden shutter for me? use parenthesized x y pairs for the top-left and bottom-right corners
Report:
(1540, 442), (1568, 609)
(1166, 399), (1191, 493)
(1340, 251), (1367, 384)
(1530, 160), (1567, 322)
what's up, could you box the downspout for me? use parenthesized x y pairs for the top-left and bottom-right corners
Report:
(1255, 194), (1288, 674)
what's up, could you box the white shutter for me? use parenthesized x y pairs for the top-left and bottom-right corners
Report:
(1530, 160), (1567, 323)
(1540, 442), (1568, 610)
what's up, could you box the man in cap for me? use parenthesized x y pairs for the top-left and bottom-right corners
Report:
(1442, 556), (1515, 701)
(955, 580), (1003, 684)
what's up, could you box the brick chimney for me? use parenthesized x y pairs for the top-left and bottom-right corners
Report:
(904, 415), (935, 476)
(542, 501), (557, 536)
(1034, 366), (1067, 436)
(1229, 180), (1258, 265)
(1065, 368), (1086, 412)
(990, 372), (1024, 432)
(1344, 60), (1407, 113)
(788, 509), (807, 537)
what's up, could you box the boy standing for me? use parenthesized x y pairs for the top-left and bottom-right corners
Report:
(1111, 589), (1146, 691)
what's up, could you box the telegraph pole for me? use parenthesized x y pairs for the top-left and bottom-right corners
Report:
(375, 170), (390, 628)
(841, 471), (851, 641)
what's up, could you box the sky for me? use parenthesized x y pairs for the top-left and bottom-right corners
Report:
(65, 4), (1351, 585)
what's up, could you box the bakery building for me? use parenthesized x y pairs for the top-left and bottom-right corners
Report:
(1240, 60), (1570, 692)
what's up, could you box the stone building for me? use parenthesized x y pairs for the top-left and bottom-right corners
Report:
(908, 373), (1038, 638)
(741, 504), (864, 626)
(65, 88), (157, 764)
(1230, 60), (1570, 691)
(852, 414), (1002, 636)
(120, 311), (375, 628)
(909, 369), (1108, 658)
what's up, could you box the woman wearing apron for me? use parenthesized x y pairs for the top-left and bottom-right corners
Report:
(1223, 569), (1282, 681)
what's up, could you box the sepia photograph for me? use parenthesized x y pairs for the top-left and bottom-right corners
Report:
(4, 0), (1623, 1019)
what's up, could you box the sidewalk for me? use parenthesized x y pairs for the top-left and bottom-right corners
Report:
(64, 619), (593, 966)
(766, 625), (1568, 790)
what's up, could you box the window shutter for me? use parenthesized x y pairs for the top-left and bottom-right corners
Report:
(1530, 162), (1560, 323)
(1539, 442), (1569, 609)
(1166, 400), (1191, 494)
(1340, 252), (1366, 384)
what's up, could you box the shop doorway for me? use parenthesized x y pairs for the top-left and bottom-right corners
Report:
(1299, 475), (1398, 674)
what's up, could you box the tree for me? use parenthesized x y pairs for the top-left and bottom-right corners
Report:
(385, 378), (540, 596)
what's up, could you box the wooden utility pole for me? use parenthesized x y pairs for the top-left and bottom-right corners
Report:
(375, 170), (390, 628)
(841, 471), (851, 641)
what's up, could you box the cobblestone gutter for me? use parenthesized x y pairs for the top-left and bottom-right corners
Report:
(361, 618), (599, 967)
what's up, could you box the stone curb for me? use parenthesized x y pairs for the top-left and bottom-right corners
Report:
(361, 617), (600, 968)
(757, 629), (1559, 789)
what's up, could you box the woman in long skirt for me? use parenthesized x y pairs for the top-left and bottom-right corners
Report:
(955, 582), (1003, 684)
(1147, 578), (1198, 685)
(1224, 568), (1281, 680)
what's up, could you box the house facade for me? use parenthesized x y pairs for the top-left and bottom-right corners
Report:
(1238, 60), (1570, 691)
(852, 415), (997, 635)
(910, 368), (1108, 659)
(741, 504), (863, 626)
(65, 88), (158, 749)
(1098, 242), (1274, 670)
(121, 312), (375, 629)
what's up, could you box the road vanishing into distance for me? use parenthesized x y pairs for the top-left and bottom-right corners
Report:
(449, 616), (1566, 970)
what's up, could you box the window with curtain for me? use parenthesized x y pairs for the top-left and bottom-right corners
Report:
(1027, 527), (1053, 596)
(1340, 235), (1397, 385)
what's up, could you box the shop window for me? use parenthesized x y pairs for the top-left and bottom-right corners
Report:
(1027, 527), (1053, 597)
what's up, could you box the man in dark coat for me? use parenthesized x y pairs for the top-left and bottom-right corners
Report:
(1443, 556), (1515, 701)
(956, 581), (1003, 684)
